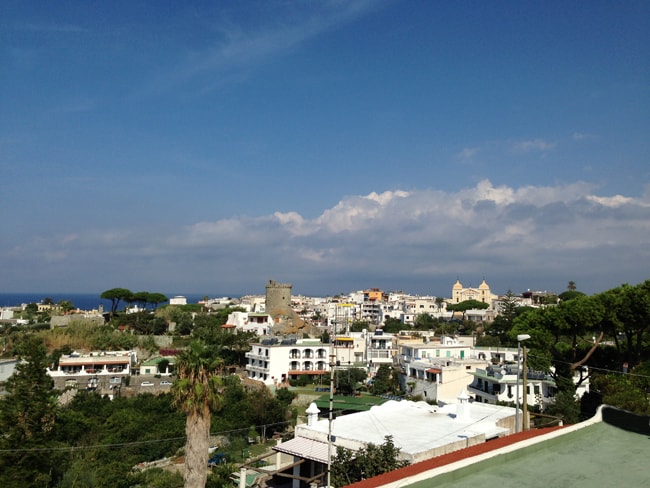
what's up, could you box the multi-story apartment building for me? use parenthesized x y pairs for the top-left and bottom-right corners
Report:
(245, 330), (398, 385)
(245, 339), (330, 385)
(366, 330), (395, 375)
(468, 364), (590, 411)
(396, 335), (488, 402)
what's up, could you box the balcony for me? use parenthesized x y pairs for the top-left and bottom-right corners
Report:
(368, 350), (392, 361)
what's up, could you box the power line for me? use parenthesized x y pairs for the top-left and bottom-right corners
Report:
(0, 419), (295, 454)
(527, 353), (650, 380)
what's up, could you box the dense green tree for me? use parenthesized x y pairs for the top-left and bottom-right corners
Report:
(543, 390), (581, 424)
(335, 367), (367, 395)
(370, 364), (399, 395)
(511, 294), (606, 396)
(350, 320), (370, 332)
(382, 317), (404, 334)
(0, 336), (62, 487)
(446, 299), (489, 321)
(276, 387), (297, 406)
(475, 334), (502, 347)
(598, 281), (650, 367)
(589, 360), (650, 415)
(57, 299), (75, 313)
(147, 292), (169, 309)
(499, 290), (519, 323)
(171, 341), (225, 488)
(101, 288), (133, 315)
(331, 436), (409, 486)
(193, 319), (255, 366)
(558, 290), (586, 302)
(414, 313), (437, 330)
(320, 330), (330, 343)
(156, 305), (193, 335)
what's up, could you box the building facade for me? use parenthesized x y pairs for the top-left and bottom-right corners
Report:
(451, 278), (498, 307)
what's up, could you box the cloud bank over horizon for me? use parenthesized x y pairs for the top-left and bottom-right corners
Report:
(5, 180), (649, 297)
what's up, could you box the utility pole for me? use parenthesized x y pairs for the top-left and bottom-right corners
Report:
(515, 334), (530, 433)
(326, 320), (336, 488)
(522, 344), (529, 431)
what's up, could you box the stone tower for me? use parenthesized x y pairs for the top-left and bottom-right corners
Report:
(265, 280), (292, 314)
(264, 280), (305, 335)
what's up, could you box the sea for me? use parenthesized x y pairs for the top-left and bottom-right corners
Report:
(0, 293), (231, 311)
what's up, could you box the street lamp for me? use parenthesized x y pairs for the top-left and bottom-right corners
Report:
(515, 334), (530, 433)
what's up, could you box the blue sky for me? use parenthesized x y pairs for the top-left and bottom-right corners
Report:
(1, 0), (648, 298)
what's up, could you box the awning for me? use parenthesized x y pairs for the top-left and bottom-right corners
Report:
(426, 368), (442, 374)
(335, 337), (353, 341)
(274, 437), (330, 464)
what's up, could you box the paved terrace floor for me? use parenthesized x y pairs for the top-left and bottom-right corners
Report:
(347, 406), (650, 488)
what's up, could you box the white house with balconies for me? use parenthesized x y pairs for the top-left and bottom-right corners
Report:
(245, 339), (331, 386)
(467, 363), (590, 411)
(47, 350), (137, 390)
(226, 311), (274, 336)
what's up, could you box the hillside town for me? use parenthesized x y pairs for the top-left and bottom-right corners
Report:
(2, 278), (649, 488)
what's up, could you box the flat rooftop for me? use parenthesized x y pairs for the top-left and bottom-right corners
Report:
(346, 405), (650, 488)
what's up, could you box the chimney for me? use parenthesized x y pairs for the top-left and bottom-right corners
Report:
(456, 389), (471, 422)
(306, 402), (320, 427)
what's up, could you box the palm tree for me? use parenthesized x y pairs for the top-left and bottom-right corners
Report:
(567, 281), (577, 291)
(171, 341), (224, 488)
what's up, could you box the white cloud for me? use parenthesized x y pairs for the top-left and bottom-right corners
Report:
(3, 180), (649, 295)
(511, 138), (557, 153)
(151, 0), (386, 93)
(456, 147), (479, 161)
(572, 132), (597, 141)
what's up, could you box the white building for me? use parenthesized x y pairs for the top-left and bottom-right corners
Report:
(245, 330), (398, 386)
(467, 363), (590, 411)
(451, 278), (498, 308)
(226, 311), (274, 336)
(169, 296), (187, 306)
(0, 358), (19, 382)
(398, 335), (473, 365)
(245, 339), (330, 386)
(47, 350), (137, 390)
(0, 308), (15, 321)
(273, 394), (517, 487)
(402, 357), (489, 404)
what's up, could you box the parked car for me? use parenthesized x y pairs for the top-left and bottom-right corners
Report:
(160, 381), (172, 386)
(141, 381), (154, 387)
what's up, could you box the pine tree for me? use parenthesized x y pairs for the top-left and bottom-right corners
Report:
(0, 335), (62, 487)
